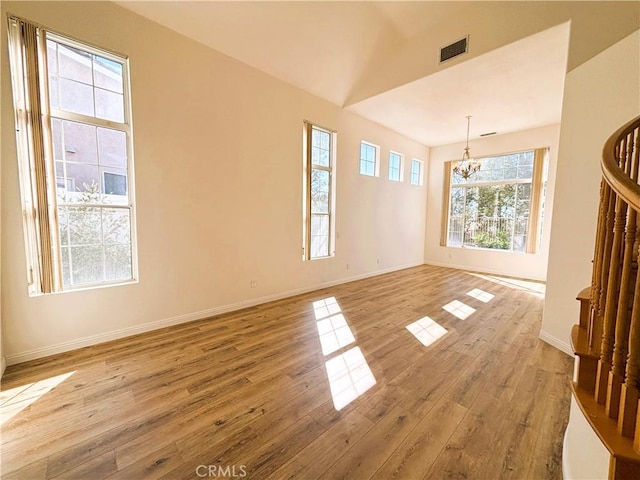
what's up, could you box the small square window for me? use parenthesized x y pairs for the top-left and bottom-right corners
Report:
(389, 151), (403, 181)
(360, 142), (379, 177)
(411, 159), (424, 186)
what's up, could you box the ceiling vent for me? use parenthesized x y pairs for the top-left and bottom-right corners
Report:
(439, 36), (468, 64)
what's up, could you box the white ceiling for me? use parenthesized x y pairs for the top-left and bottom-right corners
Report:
(117, 1), (402, 106)
(371, 1), (469, 41)
(115, 1), (636, 147)
(347, 23), (570, 146)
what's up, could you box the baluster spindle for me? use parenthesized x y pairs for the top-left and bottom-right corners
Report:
(600, 187), (617, 312)
(608, 135), (639, 418)
(619, 128), (640, 437)
(591, 181), (611, 350)
(597, 195), (628, 404)
(597, 138), (634, 405)
(620, 274), (640, 437)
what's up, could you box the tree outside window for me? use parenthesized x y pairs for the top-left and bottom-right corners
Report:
(446, 149), (547, 253)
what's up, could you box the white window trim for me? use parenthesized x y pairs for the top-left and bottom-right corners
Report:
(442, 148), (548, 254)
(411, 158), (424, 186)
(360, 141), (380, 177)
(7, 16), (138, 294)
(303, 121), (337, 261)
(388, 150), (404, 182)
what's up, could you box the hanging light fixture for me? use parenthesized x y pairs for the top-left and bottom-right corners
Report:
(453, 115), (482, 179)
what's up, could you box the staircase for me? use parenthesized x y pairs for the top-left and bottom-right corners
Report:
(571, 115), (640, 479)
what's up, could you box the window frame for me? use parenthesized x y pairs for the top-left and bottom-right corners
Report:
(359, 141), (379, 177)
(410, 159), (424, 186)
(303, 121), (336, 261)
(388, 150), (403, 182)
(441, 148), (548, 254)
(7, 16), (138, 294)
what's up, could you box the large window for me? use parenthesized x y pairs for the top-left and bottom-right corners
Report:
(7, 16), (137, 294)
(303, 122), (335, 260)
(388, 151), (403, 181)
(444, 149), (547, 253)
(359, 141), (379, 177)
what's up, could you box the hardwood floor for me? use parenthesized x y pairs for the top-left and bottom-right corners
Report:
(0, 265), (573, 480)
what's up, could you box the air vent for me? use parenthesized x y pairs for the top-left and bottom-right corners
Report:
(439, 36), (468, 63)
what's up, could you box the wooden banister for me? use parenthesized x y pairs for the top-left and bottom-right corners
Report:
(601, 117), (640, 212)
(572, 115), (640, 479)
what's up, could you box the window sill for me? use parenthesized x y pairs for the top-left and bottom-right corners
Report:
(29, 278), (139, 297)
(445, 245), (534, 255)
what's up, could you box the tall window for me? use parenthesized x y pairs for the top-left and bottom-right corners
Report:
(444, 149), (547, 253)
(7, 16), (137, 294)
(388, 151), (403, 181)
(303, 122), (335, 260)
(411, 159), (423, 186)
(359, 141), (378, 177)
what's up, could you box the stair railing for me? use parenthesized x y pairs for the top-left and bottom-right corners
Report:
(573, 115), (640, 479)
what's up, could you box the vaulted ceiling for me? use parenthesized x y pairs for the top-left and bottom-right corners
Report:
(116, 1), (640, 146)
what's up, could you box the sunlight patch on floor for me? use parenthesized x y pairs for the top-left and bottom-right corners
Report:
(467, 272), (545, 298)
(0, 371), (76, 426)
(467, 288), (495, 303)
(316, 313), (356, 356)
(406, 316), (448, 347)
(325, 346), (376, 411)
(313, 296), (342, 320)
(313, 296), (376, 410)
(313, 296), (355, 356)
(443, 300), (476, 320)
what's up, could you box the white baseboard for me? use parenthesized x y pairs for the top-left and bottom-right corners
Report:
(563, 395), (610, 480)
(562, 425), (572, 480)
(6, 262), (422, 366)
(539, 330), (573, 356)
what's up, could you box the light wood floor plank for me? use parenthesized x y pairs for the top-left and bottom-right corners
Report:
(371, 396), (468, 480)
(268, 409), (374, 480)
(318, 405), (419, 480)
(0, 265), (572, 479)
(107, 442), (184, 480)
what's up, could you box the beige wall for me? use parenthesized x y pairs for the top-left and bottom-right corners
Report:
(0, 1), (428, 363)
(424, 124), (561, 281)
(0, 77), (3, 374)
(542, 30), (640, 353)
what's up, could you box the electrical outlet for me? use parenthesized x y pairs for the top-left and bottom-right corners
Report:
(346, 263), (350, 270)
(250, 280), (257, 288)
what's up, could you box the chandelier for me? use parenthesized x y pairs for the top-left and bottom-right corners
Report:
(453, 116), (482, 179)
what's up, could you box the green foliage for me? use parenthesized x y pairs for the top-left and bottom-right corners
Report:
(311, 168), (329, 213)
(78, 180), (101, 203)
(58, 180), (131, 286)
(473, 230), (511, 250)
